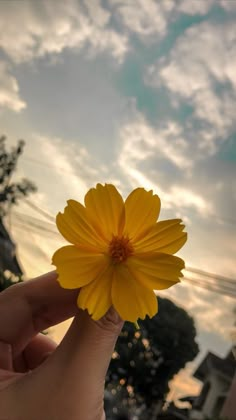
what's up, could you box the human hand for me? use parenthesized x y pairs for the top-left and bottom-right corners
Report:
(0, 272), (123, 420)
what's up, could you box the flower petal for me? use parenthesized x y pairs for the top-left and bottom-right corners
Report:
(77, 264), (113, 320)
(134, 219), (187, 254)
(52, 245), (108, 289)
(124, 188), (161, 241)
(112, 265), (158, 322)
(56, 200), (106, 249)
(127, 253), (184, 291)
(84, 184), (125, 241)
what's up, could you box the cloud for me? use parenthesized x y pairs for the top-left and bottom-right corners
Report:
(0, 0), (233, 71)
(111, 0), (168, 38)
(119, 113), (192, 170)
(116, 105), (236, 346)
(117, 111), (214, 217)
(168, 364), (201, 401)
(110, 0), (216, 42)
(0, 0), (234, 68)
(23, 134), (113, 210)
(18, 132), (128, 215)
(176, 0), (214, 15)
(10, 132), (103, 277)
(146, 20), (236, 154)
(0, 0), (128, 64)
(219, 0), (236, 11)
(0, 61), (26, 112)
(163, 249), (236, 340)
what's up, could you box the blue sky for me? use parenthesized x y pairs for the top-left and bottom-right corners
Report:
(0, 0), (235, 400)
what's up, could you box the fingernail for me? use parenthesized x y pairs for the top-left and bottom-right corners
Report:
(96, 307), (124, 333)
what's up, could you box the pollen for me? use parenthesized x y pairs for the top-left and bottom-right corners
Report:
(109, 236), (134, 264)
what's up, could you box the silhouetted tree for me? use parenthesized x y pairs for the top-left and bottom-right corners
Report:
(106, 297), (199, 419)
(0, 270), (23, 292)
(0, 135), (36, 290)
(0, 135), (36, 217)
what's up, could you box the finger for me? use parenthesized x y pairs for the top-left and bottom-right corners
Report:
(13, 353), (27, 373)
(0, 341), (12, 371)
(23, 334), (57, 370)
(0, 272), (78, 355)
(18, 308), (123, 418)
(13, 334), (57, 372)
(52, 307), (123, 388)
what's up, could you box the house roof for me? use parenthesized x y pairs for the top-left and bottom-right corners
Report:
(194, 350), (235, 382)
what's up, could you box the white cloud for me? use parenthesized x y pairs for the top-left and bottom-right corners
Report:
(166, 281), (235, 340)
(0, 0), (234, 67)
(110, 0), (216, 42)
(9, 131), (112, 278)
(0, 0), (233, 68)
(120, 164), (212, 216)
(36, 135), (89, 200)
(177, 0), (213, 15)
(147, 20), (236, 153)
(18, 132), (128, 216)
(116, 107), (226, 223)
(119, 113), (192, 170)
(118, 115), (212, 216)
(169, 365), (201, 401)
(0, 0), (128, 64)
(219, 0), (236, 11)
(111, 0), (168, 38)
(0, 61), (26, 112)
(26, 134), (113, 210)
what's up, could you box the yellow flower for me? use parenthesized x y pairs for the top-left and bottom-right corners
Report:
(52, 184), (187, 322)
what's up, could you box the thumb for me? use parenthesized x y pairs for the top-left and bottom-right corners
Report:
(19, 307), (123, 419)
(49, 307), (123, 392)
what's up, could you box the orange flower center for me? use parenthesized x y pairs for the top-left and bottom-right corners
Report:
(109, 236), (134, 264)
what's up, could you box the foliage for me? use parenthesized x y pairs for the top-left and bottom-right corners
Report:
(0, 135), (36, 217)
(0, 270), (23, 292)
(0, 135), (36, 291)
(106, 297), (199, 419)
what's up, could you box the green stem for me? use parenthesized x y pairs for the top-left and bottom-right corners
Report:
(134, 321), (140, 330)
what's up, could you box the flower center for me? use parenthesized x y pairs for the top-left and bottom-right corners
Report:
(109, 236), (134, 264)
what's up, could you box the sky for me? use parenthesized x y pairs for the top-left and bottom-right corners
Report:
(0, 0), (236, 402)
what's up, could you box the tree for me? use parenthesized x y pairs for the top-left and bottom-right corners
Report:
(0, 270), (23, 292)
(0, 135), (36, 291)
(0, 135), (36, 217)
(106, 297), (199, 419)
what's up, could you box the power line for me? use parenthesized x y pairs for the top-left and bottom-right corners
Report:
(185, 266), (236, 287)
(22, 156), (77, 177)
(10, 204), (236, 297)
(22, 155), (236, 227)
(12, 212), (59, 236)
(13, 210), (55, 228)
(23, 199), (55, 222)
(14, 221), (236, 294)
(183, 276), (236, 299)
(12, 209), (236, 285)
(13, 221), (236, 298)
(13, 219), (59, 237)
(12, 226), (236, 299)
(184, 275), (236, 294)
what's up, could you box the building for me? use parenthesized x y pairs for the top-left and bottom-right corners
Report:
(221, 372), (236, 419)
(0, 218), (23, 275)
(189, 349), (235, 420)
